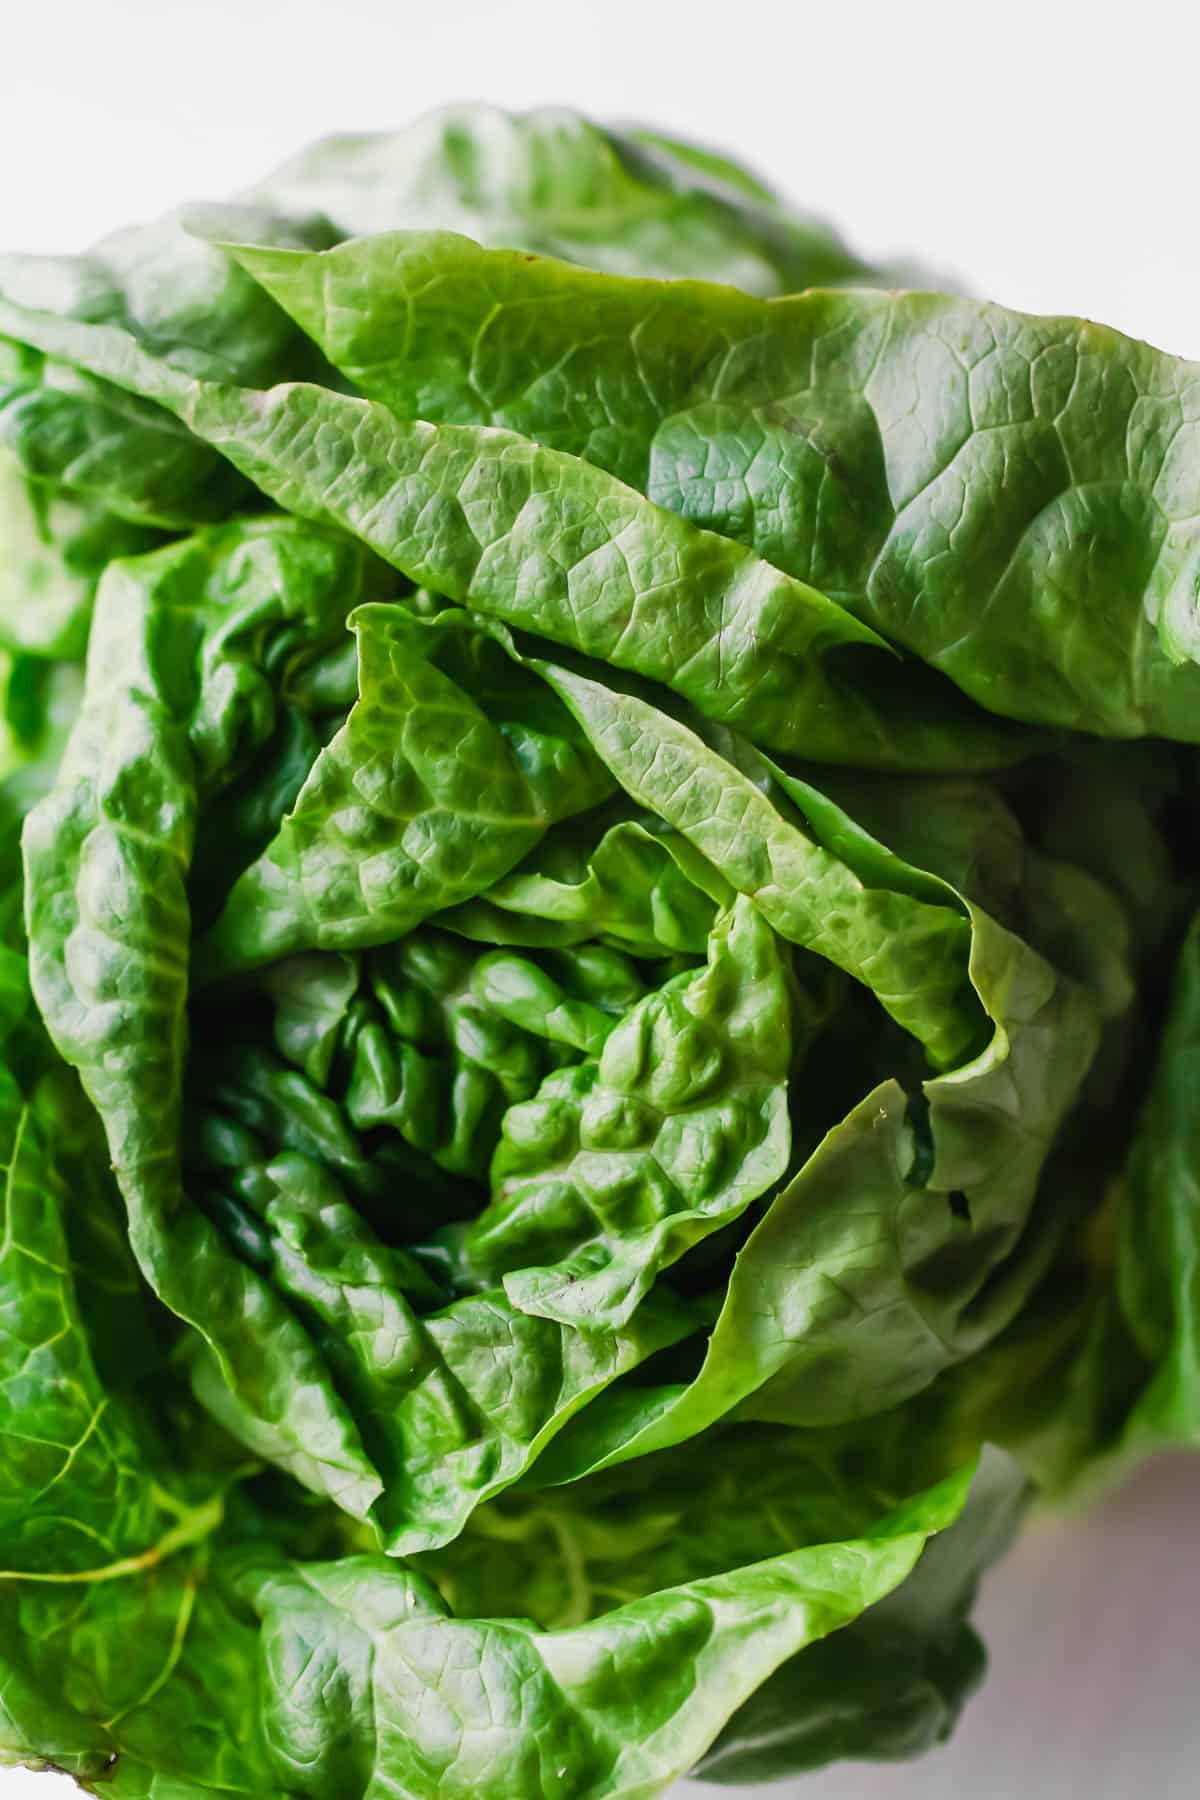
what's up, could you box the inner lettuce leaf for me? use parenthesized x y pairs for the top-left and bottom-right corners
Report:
(0, 918), (991, 1797)
(195, 601), (615, 977)
(451, 895), (793, 1329)
(2, 101), (1199, 1800)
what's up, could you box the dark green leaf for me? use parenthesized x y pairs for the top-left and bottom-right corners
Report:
(232, 228), (1200, 740)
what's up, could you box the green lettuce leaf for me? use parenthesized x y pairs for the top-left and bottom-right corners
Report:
(0, 297), (1036, 773)
(22, 521), (402, 1517)
(230, 227), (1200, 739)
(1115, 911), (1200, 1446)
(197, 602), (612, 977)
(455, 895), (792, 1329)
(241, 102), (881, 295)
(0, 1027), (976, 1798)
(693, 1447), (1026, 1784)
(439, 801), (726, 955)
(186, 1154), (697, 1554)
(0, 204), (336, 528)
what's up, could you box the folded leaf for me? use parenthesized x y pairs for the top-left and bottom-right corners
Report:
(693, 1447), (1026, 1784)
(522, 658), (985, 1070)
(1116, 912), (1200, 1445)
(22, 521), (399, 1516)
(456, 896), (792, 1330)
(187, 1148), (695, 1552)
(0, 297), (1037, 772)
(198, 603), (612, 977)
(235, 228), (1200, 739)
(441, 803), (725, 955)
(241, 102), (881, 294)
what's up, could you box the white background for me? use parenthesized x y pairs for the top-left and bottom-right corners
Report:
(4, 3), (1200, 1795)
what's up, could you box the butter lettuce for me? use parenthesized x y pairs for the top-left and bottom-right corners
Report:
(0, 102), (1195, 1799)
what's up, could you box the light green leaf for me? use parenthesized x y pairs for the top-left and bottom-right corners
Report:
(521, 658), (983, 1070)
(198, 603), (613, 977)
(457, 896), (792, 1330)
(242, 102), (880, 294)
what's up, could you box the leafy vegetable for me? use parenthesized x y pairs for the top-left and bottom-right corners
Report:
(456, 895), (793, 1329)
(240, 102), (884, 294)
(693, 1446), (1026, 1783)
(229, 226), (1200, 739)
(0, 100), (1197, 1800)
(0, 294), (1040, 774)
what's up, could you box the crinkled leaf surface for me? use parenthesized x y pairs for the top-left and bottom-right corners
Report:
(199, 603), (613, 977)
(22, 521), (401, 1517)
(233, 228), (1200, 738)
(456, 896), (792, 1330)
(3, 102), (1196, 1800)
(0, 298), (1039, 774)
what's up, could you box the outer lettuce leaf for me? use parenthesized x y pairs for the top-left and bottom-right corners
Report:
(0, 204), (337, 528)
(0, 962), (265, 1791)
(0, 1064), (204, 1582)
(0, 1098), (266, 1795)
(0, 297), (1036, 774)
(0, 97), (889, 637)
(232, 228), (1200, 740)
(228, 1470), (968, 1800)
(241, 102), (880, 295)
(692, 1446), (1026, 1783)
(0, 447), (161, 659)
(22, 522), (403, 1517)
(1115, 911), (1200, 1445)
